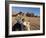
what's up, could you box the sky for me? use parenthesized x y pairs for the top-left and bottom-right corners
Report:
(12, 7), (40, 16)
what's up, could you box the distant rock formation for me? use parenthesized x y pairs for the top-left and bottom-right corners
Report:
(12, 12), (40, 17)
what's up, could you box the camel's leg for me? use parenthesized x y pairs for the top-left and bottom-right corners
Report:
(27, 22), (30, 31)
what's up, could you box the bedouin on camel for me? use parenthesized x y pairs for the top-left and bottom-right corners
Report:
(12, 19), (27, 31)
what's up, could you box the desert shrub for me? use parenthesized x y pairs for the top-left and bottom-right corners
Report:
(26, 12), (34, 17)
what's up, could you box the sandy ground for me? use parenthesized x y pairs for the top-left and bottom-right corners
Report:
(12, 15), (40, 30)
